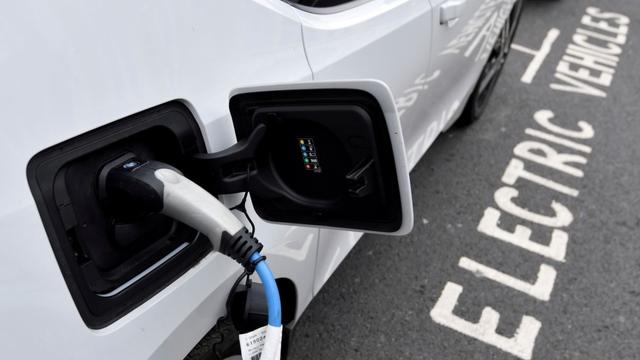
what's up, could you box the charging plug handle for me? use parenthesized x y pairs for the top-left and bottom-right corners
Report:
(101, 156), (282, 355)
(102, 157), (247, 253)
(101, 156), (265, 271)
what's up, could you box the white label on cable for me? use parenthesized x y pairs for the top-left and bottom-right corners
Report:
(239, 326), (266, 360)
(239, 325), (282, 360)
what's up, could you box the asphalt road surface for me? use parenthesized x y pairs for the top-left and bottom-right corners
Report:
(288, 0), (640, 359)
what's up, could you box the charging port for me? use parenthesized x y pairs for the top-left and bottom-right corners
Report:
(28, 102), (211, 328)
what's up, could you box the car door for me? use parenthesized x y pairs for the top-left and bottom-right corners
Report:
(292, 0), (434, 166)
(284, 0), (432, 293)
(424, 0), (513, 144)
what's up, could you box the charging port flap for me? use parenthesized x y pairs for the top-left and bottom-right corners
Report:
(192, 80), (413, 235)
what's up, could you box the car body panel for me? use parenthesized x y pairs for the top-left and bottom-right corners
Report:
(0, 1), (317, 359)
(0, 0), (517, 358)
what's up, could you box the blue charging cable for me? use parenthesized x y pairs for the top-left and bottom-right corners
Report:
(250, 251), (281, 327)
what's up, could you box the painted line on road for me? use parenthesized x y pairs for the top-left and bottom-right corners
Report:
(511, 28), (561, 84)
(550, 7), (630, 98)
(459, 257), (557, 301)
(429, 6), (632, 359)
(430, 109), (596, 360)
(430, 282), (542, 360)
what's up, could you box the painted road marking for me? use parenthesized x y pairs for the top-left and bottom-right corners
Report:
(459, 257), (557, 301)
(502, 159), (580, 198)
(514, 141), (587, 178)
(429, 7), (630, 359)
(512, 28), (561, 84)
(524, 128), (592, 154)
(478, 207), (568, 262)
(431, 110), (596, 359)
(534, 109), (595, 140)
(551, 7), (630, 98)
(430, 282), (542, 360)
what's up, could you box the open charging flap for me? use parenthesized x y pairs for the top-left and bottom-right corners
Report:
(191, 80), (413, 235)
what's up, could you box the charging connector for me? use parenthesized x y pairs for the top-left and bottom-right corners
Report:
(101, 155), (282, 359)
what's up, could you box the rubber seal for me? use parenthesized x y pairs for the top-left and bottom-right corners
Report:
(220, 228), (264, 273)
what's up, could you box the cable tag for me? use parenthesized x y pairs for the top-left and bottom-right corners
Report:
(239, 325), (282, 360)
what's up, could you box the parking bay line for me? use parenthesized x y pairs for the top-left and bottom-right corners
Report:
(512, 28), (561, 84)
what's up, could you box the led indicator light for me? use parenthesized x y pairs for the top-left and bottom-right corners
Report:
(298, 137), (321, 172)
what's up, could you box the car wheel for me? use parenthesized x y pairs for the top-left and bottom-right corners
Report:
(457, 0), (523, 126)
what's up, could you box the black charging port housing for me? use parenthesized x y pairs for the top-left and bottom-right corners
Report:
(27, 102), (212, 328)
(228, 89), (403, 233)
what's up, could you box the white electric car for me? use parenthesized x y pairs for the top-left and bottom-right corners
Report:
(0, 0), (521, 358)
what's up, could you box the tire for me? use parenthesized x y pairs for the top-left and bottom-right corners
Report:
(184, 317), (241, 360)
(457, 0), (523, 126)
